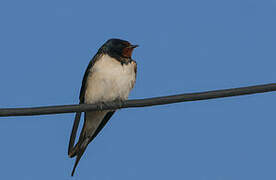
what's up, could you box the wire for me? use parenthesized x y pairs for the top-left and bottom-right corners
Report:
(0, 83), (275, 117)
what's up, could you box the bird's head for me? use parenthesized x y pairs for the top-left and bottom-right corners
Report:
(101, 39), (138, 59)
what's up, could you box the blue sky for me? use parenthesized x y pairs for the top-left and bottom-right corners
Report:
(0, 0), (276, 179)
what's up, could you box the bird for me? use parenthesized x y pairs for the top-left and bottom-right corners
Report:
(68, 38), (138, 176)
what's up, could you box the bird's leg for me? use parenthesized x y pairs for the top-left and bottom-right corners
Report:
(114, 98), (125, 109)
(97, 99), (125, 111)
(97, 101), (108, 111)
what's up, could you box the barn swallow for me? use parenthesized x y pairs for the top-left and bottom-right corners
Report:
(68, 39), (138, 176)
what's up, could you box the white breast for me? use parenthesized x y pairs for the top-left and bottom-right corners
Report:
(84, 54), (136, 104)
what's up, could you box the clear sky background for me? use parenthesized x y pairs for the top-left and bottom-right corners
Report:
(0, 0), (275, 179)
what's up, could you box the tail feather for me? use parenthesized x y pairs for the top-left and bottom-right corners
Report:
(68, 112), (82, 156)
(69, 111), (116, 176)
(71, 138), (89, 176)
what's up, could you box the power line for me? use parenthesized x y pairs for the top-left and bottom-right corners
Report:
(0, 83), (275, 117)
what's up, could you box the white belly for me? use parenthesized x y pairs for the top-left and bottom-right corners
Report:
(84, 54), (136, 104)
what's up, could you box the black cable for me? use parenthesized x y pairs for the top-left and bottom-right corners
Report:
(0, 83), (275, 117)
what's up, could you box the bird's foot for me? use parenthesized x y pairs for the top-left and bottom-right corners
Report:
(114, 99), (125, 109)
(98, 101), (108, 111)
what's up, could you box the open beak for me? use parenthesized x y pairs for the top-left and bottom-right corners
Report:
(122, 44), (139, 58)
(129, 44), (139, 49)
